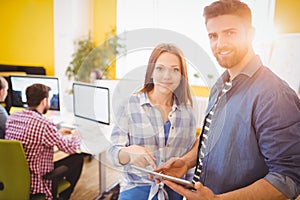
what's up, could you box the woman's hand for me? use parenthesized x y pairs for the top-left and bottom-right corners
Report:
(119, 145), (156, 168)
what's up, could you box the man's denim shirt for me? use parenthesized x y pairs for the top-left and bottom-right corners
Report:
(198, 55), (300, 199)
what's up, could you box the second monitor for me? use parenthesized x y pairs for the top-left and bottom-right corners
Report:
(73, 82), (110, 125)
(9, 75), (60, 111)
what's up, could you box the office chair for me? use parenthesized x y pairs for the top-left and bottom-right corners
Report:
(0, 139), (71, 200)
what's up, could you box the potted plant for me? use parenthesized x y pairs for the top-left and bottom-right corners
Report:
(65, 28), (125, 85)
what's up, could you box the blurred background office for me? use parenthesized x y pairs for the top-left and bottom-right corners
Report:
(1, 1), (300, 199)
(1, 0), (299, 95)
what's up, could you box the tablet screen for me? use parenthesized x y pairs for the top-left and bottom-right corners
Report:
(131, 165), (195, 190)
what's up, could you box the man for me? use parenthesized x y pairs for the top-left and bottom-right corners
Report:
(5, 83), (84, 200)
(155, 0), (300, 199)
(0, 76), (9, 139)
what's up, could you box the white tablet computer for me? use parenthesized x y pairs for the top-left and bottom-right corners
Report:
(131, 165), (195, 190)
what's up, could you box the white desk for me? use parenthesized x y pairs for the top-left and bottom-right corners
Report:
(53, 146), (69, 161)
(52, 110), (116, 195)
(74, 117), (115, 194)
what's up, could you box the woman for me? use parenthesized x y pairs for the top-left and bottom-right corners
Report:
(0, 76), (9, 139)
(108, 43), (197, 200)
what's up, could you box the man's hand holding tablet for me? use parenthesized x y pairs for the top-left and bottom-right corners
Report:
(131, 165), (195, 190)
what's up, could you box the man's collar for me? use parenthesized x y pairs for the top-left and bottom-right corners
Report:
(238, 55), (262, 78)
(27, 108), (42, 116)
(218, 55), (262, 84)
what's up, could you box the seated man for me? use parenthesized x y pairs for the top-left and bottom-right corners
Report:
(0, 76), (9, 139)
(5, 83), (83, 200)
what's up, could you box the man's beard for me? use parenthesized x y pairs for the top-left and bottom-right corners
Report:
(42, 106), (49, 114)
(215, 46), (248, 69)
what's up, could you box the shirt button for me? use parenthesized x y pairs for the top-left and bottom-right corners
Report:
(169, 114), (172, 117)
(171, 126), (174, 130)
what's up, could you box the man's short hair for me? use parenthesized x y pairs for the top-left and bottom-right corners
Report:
(26, 84), (51, 107)
(203, 0), (252, 28)
(0, 76), (7, 90)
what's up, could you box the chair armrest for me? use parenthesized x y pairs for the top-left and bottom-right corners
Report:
(42, 165), (69, 180)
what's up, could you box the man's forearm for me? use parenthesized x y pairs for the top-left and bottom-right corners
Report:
(219, 179), (288, 200)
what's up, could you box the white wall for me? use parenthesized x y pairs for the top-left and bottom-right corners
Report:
(54, 0), (93, 108)
(269, 34), (300, 92)
(54, 0), (299, 95)
(116, 0), (216, 86)
(116, 0), (277, 87)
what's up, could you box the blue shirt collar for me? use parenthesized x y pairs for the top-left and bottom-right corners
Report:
(216, 55), (263, 88)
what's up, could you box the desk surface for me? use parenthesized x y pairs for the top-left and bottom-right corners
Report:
(51, 109), (113, 151)
(53, 113), (113, 157)
(52, 110), (115, 195)
(53, 146), (69, 162)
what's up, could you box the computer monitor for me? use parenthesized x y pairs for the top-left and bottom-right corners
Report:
(73, 82), (110, 125)
(9, 75), (60, 111)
